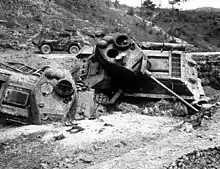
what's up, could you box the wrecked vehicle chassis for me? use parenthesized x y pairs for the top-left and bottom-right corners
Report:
(79, 34), (208, 113)
(0, 63), (77, 124)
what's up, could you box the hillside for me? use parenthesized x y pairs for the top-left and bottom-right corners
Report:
(0, 0), (172, 51)
(1, 0), (220, 52)
(151, 9), (220, 51)
(0, 0), (84, 49)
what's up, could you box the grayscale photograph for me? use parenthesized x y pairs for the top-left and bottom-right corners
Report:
(0, 0), (220, 168)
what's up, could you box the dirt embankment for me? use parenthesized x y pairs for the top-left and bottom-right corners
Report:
(191, 53), (220, 90)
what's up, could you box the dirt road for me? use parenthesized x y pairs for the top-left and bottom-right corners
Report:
(87, 114), (220, 169)
(37, 53), (77, 59)
(0, 110), (220, 169)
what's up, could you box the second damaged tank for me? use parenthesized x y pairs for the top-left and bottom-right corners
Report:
(79, 34), (208, 113)
(0, 62), (77, 124)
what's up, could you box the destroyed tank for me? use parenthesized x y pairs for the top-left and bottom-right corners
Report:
(79, 34), (208, 112)
(0, 62), (77, 124)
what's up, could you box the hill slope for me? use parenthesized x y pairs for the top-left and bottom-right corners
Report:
(1, 0), (220, 52)
(0, 0), (185, 51)
(152, 9), (220, 51)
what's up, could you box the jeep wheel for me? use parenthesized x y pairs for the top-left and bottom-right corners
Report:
(40, 44), (51, 54)
(69, 45), (80, 54)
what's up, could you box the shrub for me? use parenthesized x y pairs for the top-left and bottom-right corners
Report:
(34, 15), (42, 22)
(114, 0), (120, 9)
(145, 10), (153, 17)
(127, 7), (135, 16)
(203, 36), (209, 42)
(163, 17), (170, 23)
(105, 0), (111, 8)
(142, 0), (156, 10)
(148, 29), (153, 34)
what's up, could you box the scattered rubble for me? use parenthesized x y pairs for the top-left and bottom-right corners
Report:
(66, 125), (85, 134)
(103, 123), (114, 127)
(78, 154), (93, 164)
(174, 122), (194, 133)
(167, 147), (220, 169)
(118, 100), (188, 118)
(39, 163), (49, 169)
(117, 102), (141, 114)
(53, 134), (65, 141)
(98, 128), (105, 134)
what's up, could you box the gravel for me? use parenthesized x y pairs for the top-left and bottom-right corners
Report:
(167, 147), (220, 169)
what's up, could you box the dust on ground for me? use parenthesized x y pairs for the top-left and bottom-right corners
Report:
(1, 109), (220, 169)
(0, 49), (80, 72)
(0, 50), (220, 169)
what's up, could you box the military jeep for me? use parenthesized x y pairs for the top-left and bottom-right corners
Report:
(35, 32), (84, 54)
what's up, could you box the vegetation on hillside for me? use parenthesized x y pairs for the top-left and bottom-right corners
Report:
(151, 9), (220, 51)
(0, 0), (171, 51)
(0, 0), (220, 51)
(52, 0), (168, 42)
(142, 0), (156, 10)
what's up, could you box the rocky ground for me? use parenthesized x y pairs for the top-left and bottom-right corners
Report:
(0, 50), (220, 169)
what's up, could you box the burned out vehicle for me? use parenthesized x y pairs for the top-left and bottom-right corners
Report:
(0, 62), (77, 124)
(33, 31), (84, 54)
(79, 34), (208, 113)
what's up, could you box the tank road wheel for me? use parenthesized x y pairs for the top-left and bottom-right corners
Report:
(40, 44), (51, 54)
(69, 45), (80, 54)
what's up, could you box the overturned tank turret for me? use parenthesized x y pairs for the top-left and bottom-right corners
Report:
(80, 34), (208, 112)
(0, 63), (77, 124)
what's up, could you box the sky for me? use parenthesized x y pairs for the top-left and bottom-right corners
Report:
(117, 0), (220, 10)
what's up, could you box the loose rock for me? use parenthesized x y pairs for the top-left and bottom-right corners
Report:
(53, 134), (65, 141)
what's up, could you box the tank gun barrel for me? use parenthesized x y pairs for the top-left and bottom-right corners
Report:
(141, 42), (188, 51)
